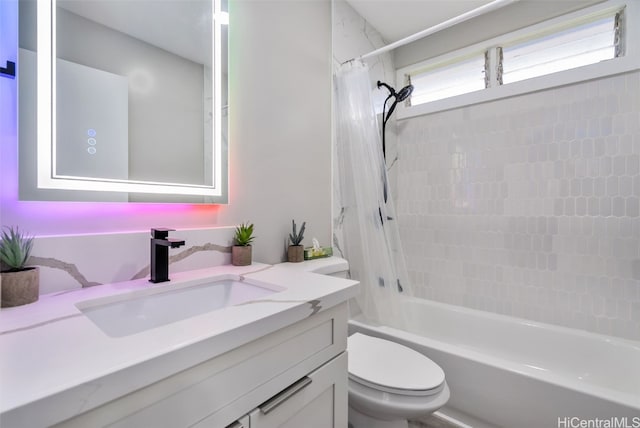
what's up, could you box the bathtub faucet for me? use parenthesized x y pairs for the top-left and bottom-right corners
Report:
(150, 228), (185, 283)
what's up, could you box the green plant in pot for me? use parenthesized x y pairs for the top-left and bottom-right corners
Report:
(232, 222), (254, 266)
(0, 226), (39, 307)
(287, 220), (306, 263)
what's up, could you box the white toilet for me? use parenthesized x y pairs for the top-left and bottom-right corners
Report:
(277, 257), (450, 428)
(347, 332), (450, 428)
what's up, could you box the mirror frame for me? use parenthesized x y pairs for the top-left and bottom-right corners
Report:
(35, 0), (226, 200)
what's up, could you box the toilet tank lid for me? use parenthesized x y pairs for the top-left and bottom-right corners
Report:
(348, 333), (445, 392)
(275, 256), (349, 275)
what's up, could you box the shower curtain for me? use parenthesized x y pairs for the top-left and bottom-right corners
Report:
(334, 60), (412, 329)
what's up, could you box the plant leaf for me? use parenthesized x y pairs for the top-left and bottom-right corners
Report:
(0, 226), (33, 270)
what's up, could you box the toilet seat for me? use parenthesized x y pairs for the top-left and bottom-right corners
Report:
(348, 333), (445, 397)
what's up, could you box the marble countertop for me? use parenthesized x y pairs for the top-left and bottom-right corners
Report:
(0, 262), (359, 427)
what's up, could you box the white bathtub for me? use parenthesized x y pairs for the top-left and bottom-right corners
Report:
(349, 297), (640, 428)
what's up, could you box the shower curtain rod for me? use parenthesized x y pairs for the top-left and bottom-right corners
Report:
(346, 0), (520, 64)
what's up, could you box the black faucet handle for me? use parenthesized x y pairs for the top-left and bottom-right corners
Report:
(151, 228), (175, 239)
(167, 238), (186, 248)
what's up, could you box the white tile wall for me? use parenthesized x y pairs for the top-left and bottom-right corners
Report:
(397, 71), (640, 341)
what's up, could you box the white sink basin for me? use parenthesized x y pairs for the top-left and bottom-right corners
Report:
(76, 275), (284, 337)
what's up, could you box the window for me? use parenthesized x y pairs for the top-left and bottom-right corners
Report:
(501, 14), (621, 85)
(396, 1), (637, 119)
(408, 55), (486, 105)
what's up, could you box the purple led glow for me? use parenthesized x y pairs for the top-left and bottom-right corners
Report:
(0, 0), (221, 236)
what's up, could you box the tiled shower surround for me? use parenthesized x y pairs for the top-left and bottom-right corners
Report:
(396, 71), (640, 341)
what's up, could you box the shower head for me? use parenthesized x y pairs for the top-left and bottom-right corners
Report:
(377, 80), (414, 122)
(396, 84), (414, 102)
(382, 83), (414, 124)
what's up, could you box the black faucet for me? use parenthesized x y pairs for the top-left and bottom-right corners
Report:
(150, 228), (186, 283)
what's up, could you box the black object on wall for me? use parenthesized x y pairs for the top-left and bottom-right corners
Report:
(0, 60), (16, 78)
(377, 80), (413, 204)
(377, 80), (413, 160)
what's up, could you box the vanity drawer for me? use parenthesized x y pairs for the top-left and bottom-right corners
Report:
(211, 352), (348, 428)
(55, 302), (348, 428)
(247, 352), (348, 428)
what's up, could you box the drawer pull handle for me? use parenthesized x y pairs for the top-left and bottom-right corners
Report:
(226, 422), (244, 428)
(259, 376), (312, 415)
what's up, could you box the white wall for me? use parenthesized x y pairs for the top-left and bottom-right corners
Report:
(218, 0), (333, 263)
(1, 0), (333, 267)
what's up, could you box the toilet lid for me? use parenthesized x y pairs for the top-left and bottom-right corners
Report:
(348, 333), (445, 396)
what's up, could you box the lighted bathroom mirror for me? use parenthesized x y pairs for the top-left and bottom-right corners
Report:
(18, 0), (228, 203)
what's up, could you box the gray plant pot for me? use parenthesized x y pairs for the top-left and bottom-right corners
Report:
(1, 267), (40, 307)
(232, 246), (252, 266)
(287, 245), (304, 263)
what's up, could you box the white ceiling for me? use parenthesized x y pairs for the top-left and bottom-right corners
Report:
(344, 0), (497, 43)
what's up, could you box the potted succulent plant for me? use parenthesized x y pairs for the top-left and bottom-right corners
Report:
(287, 220), (306, 263)
(232, 222), (254, 266)
(0, 226), (39, 307)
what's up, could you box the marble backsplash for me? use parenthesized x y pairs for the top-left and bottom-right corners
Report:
(26, 227), (235, 295)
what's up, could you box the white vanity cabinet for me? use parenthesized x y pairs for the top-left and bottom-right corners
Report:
(53, 302), (349, 428)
